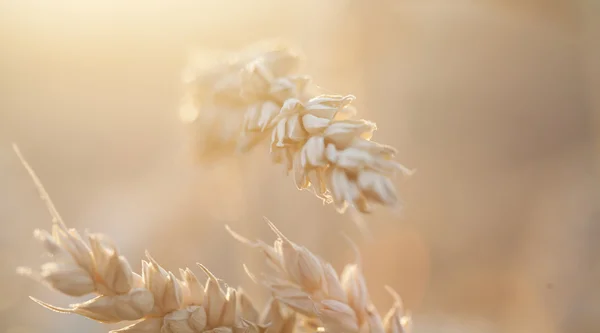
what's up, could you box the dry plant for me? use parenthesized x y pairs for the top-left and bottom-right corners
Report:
(180, 41), (414, 213)
(13, 144), (287, 333)
(14, 144), (411, 333)
(15, 40), (414, 333)
(227, 221), (412, 333)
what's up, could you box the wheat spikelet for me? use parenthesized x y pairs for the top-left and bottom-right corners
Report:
(12, 144), (291, 333)
(226, 221), (412, 333)
(181, 42), (413, 213)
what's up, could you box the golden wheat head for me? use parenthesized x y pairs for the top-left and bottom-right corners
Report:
(180, 41), (414, 214)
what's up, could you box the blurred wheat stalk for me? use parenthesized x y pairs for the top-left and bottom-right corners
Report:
(14, 143), (411, 332)
(180, 41), (413, 214)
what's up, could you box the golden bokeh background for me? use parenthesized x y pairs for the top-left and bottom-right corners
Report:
(1, 0), (598, 332)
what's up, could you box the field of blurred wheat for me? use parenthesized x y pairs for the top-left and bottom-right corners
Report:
(1, 1), (598, 332)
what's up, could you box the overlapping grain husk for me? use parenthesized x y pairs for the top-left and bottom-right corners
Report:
(181, 42), (413, 213)
(227, 221), (412, 333)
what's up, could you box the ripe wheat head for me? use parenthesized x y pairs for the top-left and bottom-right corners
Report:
(180, 41), (413, 214)
(227, 221), (411, 333)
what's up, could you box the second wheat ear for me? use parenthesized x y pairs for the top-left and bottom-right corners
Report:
(226, 221), (412, 333)
(181, 41), (414, 214)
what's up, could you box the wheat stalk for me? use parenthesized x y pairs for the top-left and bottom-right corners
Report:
(12, 144), (292, 333)
(226, 220), (412, 333)
(181, 41), (414, 213)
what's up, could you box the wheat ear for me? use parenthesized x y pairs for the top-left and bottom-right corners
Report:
(13, 144), (290, 333)
(181, 42), (414, 213)
(226, 220), (412, 333)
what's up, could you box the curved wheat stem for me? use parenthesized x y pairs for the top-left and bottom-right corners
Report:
(181, 42), (414, 213)
(227, 221), (412, 333)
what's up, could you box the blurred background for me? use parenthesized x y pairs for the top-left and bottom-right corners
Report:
(1, 0), (599, 332)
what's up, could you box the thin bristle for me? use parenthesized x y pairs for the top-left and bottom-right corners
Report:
(196, 263), (219, 283)
(29, 296), (73, 314)
(384, 285), (404, 308)
(264, 217), (292, 244)
(12, 143), (67, 229)
(341, 232), (363, 269)
(225, 224), (260, 247)
(242, 264), (259, 285)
